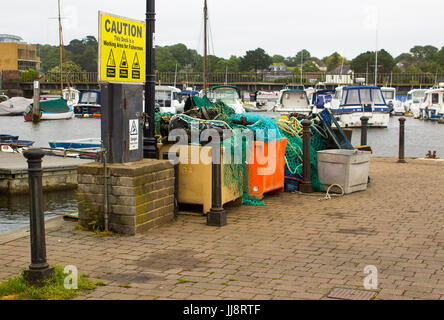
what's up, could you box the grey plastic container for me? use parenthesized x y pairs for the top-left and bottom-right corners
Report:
(317, 149), (371, 194)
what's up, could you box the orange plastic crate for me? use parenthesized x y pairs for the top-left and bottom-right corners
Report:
(247, 138), (288, 199)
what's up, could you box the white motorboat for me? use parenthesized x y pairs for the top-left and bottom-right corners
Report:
(210, 85), (245, 114)
(420, 85), (444, 121)
(274, 89), (311, 116)
(255, 91), (280, 111)
(153, 85), (185, 114)
(311, 89), (336, 114)
(403, 89), (427, 118)
(63, 88), (80, 110)
(329, 85), (390, 128)
(381, 87), (403, 115)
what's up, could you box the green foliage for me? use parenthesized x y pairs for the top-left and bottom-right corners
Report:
(77, 195), (103, 233)
(286, 49), (311, 67)
(37, 36), (97, 73)
(0, 265), (97, 300)
(405, 65), (423, 73)
(302, 60), (320, 72)
(35, 38), (444, 77)
(324, 52), (347, 71)
(351, 49), (395, 73)
(395, 52), (414, 64)
(48, 60), (84, 73)
(410, 45), (438, 64)
(272, 54), (286, 64)
(239, 48), (272, 73)
(20, 69), (38, 82)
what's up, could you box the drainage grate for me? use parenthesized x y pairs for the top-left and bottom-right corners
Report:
(328, 288), (376, 300)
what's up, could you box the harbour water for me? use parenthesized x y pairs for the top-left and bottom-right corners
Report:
(1, 114), (444, 234)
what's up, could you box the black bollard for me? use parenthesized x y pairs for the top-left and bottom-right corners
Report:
(360, 116), (369, 146)
(23, 149), (54, 284)
(300, 120), (314, 193)
(207, 143), (227, 227)
(163, 152), (179, 220)
(398, 117), (407, 163)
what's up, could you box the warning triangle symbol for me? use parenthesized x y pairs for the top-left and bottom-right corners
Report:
(107, 49), (116, 67)
(132, 53), (141, 70)
(130, 121), (138, 135)
(120, 51), (128, 69)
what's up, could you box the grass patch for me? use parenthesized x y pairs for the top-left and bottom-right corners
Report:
(228, 278), (237, 282)
(221, 282), (228, 286)
(118, 284), (132, 289)
(0, 266), (98, 300)
(176, 278), (189, 284)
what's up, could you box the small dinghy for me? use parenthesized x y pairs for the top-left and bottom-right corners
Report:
(0, 97), (33, 116)
(24, 99), (74, 121)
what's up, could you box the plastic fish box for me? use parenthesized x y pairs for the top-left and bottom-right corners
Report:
(317, 149), (371, 194)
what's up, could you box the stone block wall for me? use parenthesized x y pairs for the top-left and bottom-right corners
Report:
(77, 159), (175, 235)
(0, 168), (78, 195)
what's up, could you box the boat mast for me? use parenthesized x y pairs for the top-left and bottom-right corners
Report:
(174, 63), (178, 88)
(374, 28), (378, 86)
(203, 0), (208, 95)
(58, 0), (63, 96)
(366, 63), (368, 85)
(300, 51), (303, 88)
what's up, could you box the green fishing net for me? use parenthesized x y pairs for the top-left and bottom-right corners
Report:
(156, 100), (330, 207)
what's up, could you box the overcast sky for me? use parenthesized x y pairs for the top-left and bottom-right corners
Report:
(2, 0), (443, 60)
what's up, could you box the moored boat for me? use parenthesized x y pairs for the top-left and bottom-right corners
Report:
(24, 98), (74, 121)
(48, 138), (101, 150)
(0, 134), (35, 153)
(381, 87), (403, 115)
(63, 88), (80, 110)
(311, 89), (335, 114)
(329, 85), (390, 128)
(210, 85), (245, 114)
(73, 90), (101, 118)
(153, 86), (185, 114)
(274, 89), (311, 116)
(403, 89), (427, 118)
(0, 97), (33, 116)
(420, 85), (444, 121)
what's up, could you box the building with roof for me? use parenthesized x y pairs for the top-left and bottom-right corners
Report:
(0, 34), (40, 74)
(326, 65), (354, 84)
(312, 60), (327, 72)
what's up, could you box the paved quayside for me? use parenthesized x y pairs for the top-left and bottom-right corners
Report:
(0, 152), (93, 194)
(0, 157), (443, 300)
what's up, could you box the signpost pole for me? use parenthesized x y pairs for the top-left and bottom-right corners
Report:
(143, 0), (159, 159)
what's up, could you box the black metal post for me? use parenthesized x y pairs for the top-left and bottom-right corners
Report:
(143, 0), (159, 159)
(398, 117), (407, 163)
(163, 152), (179, 220)
(23, 149), (54, 284)
(207, 143), (227, 227)
(300, 120), (313, 193)
(360, 116), (369, 146)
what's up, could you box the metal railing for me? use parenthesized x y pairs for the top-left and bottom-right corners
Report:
(19, 71), (444, 86)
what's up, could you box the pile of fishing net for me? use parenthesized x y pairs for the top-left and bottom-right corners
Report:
(154, 97), (330, 207)
(275, 116), (329, 192)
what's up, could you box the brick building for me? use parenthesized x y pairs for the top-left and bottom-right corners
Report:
(0, 34), (40, 73)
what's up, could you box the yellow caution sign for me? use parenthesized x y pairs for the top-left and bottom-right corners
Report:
(98, 11), (145, 84)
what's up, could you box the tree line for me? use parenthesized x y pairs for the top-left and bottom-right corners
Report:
(35, 36), (444, 76)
